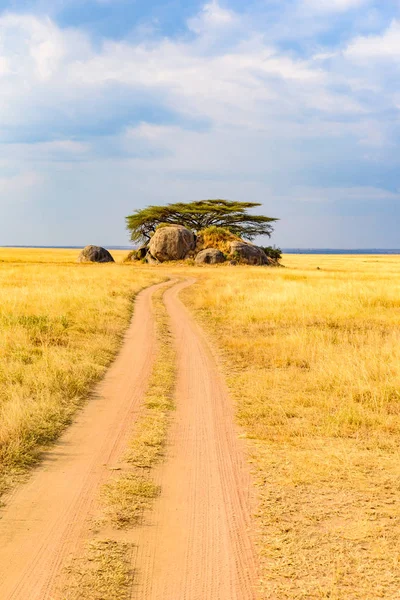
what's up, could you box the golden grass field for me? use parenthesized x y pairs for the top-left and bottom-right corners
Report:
(1, 248), (400, 598)
(183, 253), (400, 599)
(0, 248), (164, 495)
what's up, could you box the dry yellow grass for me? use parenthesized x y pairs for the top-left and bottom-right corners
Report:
(3, 248), (400, 598)
(195, 225), (240, 254)
(63, 540), (134, 600)
(0, 248), (163, 495)
(183, 254), (400, 599)
(0, 247), (128, 264)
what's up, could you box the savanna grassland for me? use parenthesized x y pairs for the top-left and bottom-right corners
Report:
(183, 254), (400, 599)
(0, 248), (164, 496)
(2, 248), (400, 599)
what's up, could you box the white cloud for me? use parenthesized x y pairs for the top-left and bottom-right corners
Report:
(0, 7), (348, 144)
(0, 1), (399, 247)
(346, 20), (400, 59)
(0, 171), (43, 201)
(0, 14), (90, 80)
(303, 0), (369, 13)
(0, 2), (388, 173)
(188, 1), (238, 33)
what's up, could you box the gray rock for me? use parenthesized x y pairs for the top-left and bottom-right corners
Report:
(229, 241), (272, 266)
(195, 248), (226, 265)
(149, 225), (196, 262)
(78, 245), (115, 263)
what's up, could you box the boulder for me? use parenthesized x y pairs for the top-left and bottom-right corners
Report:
(78, 245), (114, 263)
(195, 248), (226, 265)
(149, 225), (196, 262)
(229, 241), (272, 266)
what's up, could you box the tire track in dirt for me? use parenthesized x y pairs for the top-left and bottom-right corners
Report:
(0, 280), (170, 600)
(132, 279), (258, 600)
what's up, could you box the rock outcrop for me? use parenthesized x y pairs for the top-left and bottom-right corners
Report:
(195, 248), (226, 265)
(78, 245), (115, 263)
(229, 241), (271, 266)
(149, 225), (196, 262)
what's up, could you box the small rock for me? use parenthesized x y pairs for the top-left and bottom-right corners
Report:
(229, 241), (272, 266)
(78, 245), (114, 263)
(195, 248), (226, 265)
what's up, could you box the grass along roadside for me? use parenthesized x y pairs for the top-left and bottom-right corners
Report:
(0, 249), (164, 497)
(182, 255), (400, 599)
(63, 282), (177, 599)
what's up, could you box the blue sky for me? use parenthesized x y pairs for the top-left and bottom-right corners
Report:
(0, 0), (400, 248)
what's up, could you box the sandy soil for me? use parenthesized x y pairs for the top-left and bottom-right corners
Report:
(0, 279), (257, 600)
(131, 280), (257, 600)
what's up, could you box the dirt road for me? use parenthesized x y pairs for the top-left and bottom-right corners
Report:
(132, 280), (257, 600)
(0, 279), (257, 599)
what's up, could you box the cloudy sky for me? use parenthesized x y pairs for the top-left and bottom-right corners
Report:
(0, 0), (399, 248)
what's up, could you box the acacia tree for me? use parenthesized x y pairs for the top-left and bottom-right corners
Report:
(126, 199), (278, 244)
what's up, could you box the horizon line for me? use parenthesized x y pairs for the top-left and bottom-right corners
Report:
(1, 245), (400, 252)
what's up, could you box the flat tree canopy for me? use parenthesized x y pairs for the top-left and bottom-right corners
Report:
(126, 200), (278, 243)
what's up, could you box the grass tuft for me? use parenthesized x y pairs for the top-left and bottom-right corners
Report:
(102, 475), (160, 529)
(63, 540), (133, 600)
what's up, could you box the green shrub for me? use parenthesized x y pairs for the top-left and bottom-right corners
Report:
(260, 246), (282, 261)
